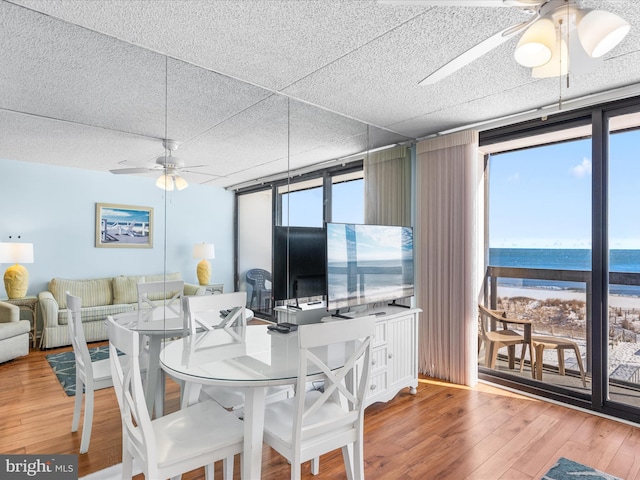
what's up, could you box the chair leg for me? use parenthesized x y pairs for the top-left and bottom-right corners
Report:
(519, 343), (527, 373)
(311, 457), (319, 475)
(557, 349), (565, 376)
(79, 385), (94, 454)
(121, 448), (133, 479)
(71, 375), (82, 432)
(534, 344), (545, 381)
(572, 344), (587, 387)
(507, 345), (516, 369)
(486, 343), (499, 369)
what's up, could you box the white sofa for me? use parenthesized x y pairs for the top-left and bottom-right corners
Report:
(38, 273), (206, 349)
(0, 301), (31, 363)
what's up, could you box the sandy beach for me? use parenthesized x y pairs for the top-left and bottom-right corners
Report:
(493, 285), (640, 382)
(498, 285), (640, 309)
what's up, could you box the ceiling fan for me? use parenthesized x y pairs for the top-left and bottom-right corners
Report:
(110, 139), (207, 191)
(381, 0), (630, 84)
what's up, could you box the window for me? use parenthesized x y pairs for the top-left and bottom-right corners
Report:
(331, 171), (364, 224)
(279, 178), (323, 228)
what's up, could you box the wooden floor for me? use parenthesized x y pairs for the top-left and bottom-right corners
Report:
(3, 344), (640, 480)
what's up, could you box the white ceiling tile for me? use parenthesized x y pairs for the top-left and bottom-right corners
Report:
(2, 0), (640, 188)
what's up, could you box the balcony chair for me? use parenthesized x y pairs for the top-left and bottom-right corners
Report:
(246, 268), (271, 311)
(106, 316), (244, 480)
(531, 335), (587, 387)
(66, 292), (113, 454)
(262, 316), (376, 480)
(478, 304), (534, 377)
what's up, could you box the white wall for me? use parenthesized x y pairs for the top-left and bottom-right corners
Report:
(0, 158), (235, 297)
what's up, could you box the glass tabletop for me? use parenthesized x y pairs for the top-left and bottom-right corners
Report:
(113, 306), (185, 334)
(160, 324), (355, 385)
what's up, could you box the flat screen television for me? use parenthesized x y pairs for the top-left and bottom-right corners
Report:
(326, 223), (414, 311)
(273, 226), (327, 304)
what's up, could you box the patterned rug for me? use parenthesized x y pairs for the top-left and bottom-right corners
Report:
(542, 457), (621, 480)
(45, 346), (110, 396)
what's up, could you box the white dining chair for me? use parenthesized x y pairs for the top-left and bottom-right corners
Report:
(136, 280), (185, 315)
(66, 292), (113, 454)
(262, 316), (376, 480)
(184, 292), (293, 412)
(184, 292), (248, 335)
(106, 315), (244, 480)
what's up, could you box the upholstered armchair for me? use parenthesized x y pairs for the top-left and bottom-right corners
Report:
(0, 301), (31, 363)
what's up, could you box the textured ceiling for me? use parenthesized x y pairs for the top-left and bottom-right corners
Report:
(2, 0), (640, 189)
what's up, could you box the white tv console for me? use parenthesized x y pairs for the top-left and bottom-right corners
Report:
(275, 303), (420, 407)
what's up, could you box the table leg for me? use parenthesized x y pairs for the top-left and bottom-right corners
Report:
(242, 386), (266, 480)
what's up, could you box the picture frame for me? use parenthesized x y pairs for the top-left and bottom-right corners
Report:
(95, 203), (153, 248)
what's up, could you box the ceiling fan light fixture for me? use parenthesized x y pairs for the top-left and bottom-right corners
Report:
(577, 9), (630, 58)
(156, 174), (174, 191)
(514, 17), (556, 68)
(174, 175), (189, 190)
(531, 35), (568, 78)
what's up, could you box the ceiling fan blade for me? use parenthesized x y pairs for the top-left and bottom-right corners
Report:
(379, 0), (542, 7)
(182, 164), (208, 169)
(419, 17), (536, 85)
(109, 167), (152, 174)
(182, 170), (221, 177)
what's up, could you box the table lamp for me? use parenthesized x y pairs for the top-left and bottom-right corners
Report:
(192, 242), (215, 286)
(0, 242), (34, 299)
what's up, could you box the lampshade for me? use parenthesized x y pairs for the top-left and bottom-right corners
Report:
(0, 242), (34, 264)
(193, 242), (215, 286)
(193, 243), (215, 260)
(578, 9), (630, 58)
(0, 242), (34, 299)
(515, 17), (556, 68)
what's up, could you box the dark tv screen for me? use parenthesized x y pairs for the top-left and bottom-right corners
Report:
(273, 226), (326, 302)
(326, 223), (414, 310)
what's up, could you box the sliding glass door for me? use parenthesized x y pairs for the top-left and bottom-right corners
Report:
(484, 121), (593, 396)
(607, 110), (640, 411)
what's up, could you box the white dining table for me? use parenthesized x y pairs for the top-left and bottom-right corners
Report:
(159, 324), (354, 480)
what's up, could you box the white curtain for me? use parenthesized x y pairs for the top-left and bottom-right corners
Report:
(364, 146), (411, 226)
(415, 130), (484, 386)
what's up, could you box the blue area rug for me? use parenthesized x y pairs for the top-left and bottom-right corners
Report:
(542, 457), (621, 480)
(45, 346), (110, 396)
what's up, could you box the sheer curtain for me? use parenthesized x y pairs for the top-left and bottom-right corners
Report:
(415, 131), (484, 386)
(364, 146), (411, 226)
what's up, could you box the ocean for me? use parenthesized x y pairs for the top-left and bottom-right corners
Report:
(490, 248), (640, 272)
(490, 248), (640, 295)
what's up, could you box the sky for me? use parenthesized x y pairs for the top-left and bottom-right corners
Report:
(281, 179), (364, 227)
(489, 127), (640, 249)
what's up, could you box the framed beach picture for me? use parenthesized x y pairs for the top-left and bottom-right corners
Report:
(95, 203), (153, 248)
